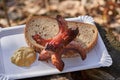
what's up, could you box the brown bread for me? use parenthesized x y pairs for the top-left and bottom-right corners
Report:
(24, 16), (98, 57)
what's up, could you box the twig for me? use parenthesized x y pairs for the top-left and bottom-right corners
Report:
(45, 0), (50, 11)
(3, 0), (11, 27)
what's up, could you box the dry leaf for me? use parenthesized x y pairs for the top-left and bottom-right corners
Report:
(58, 1), (81, 16)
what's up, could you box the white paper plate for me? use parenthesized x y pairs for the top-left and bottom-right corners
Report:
(0, 16), (112, 80)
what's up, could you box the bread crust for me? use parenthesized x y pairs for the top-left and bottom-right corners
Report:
(24, 16), (98, 56)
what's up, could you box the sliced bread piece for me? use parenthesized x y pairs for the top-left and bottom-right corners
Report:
(24, 16), (98, 57)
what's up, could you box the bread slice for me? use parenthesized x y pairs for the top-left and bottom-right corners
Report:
(24, 16), (98, 57)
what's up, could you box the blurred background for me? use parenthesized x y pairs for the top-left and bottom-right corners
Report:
(0, 0), (120, 44)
